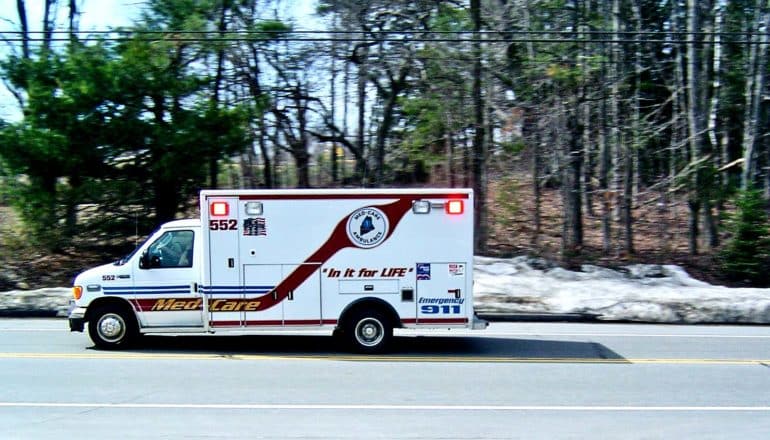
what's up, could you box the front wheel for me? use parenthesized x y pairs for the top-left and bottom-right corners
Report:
(345, 310), (392, 354)
(88, 307), (137, 350)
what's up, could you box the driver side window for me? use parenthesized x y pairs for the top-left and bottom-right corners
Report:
(146, 230), (195, 268)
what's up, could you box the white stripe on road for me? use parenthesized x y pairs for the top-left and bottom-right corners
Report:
(0, 402), (769, 412)
(2, 352), (769, 364)
(473, 332), (770, 339)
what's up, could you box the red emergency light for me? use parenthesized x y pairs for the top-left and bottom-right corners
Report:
(445, 200), (464, 215)
(210, 201), (230, 217)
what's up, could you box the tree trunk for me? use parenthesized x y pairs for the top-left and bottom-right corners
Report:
(623, 146), (634, 254)
(600, 83), (611, 254)
(356, 47), (368, 185)
(582, 0), (594, 218)
(295, 86), (311, 188)
(565, 105), (584, 253)
(241, 148), (257, 188)
(373, 77), (406, 186)
(259, 113), (273, 188)
(294, 147), (311, 188)
(626, 0), (645, 255)
(208, 0), (230, 189)
(708, 0), (725, 159)
(598, 1), (612, 254)
(686, 0), (704, 255)
(471, 0), (487, 254)
(68, 0), (78, 41)
(42, 0), (54, 52)
(610, 0), (622, 226)
(525, 108), (541, 247)
(445, 110), (456, 187)
(742, 1), (770, 189)
(16, 0), (29, 59)
(707, 0), (726, 245)
(330, 11), (339, 185)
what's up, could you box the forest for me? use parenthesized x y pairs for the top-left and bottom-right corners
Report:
(1, 0), (770, 286)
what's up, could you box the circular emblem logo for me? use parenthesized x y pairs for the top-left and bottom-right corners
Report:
(346, 207), (389, 249)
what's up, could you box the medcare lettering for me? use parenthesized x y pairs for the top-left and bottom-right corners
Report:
(149, 298), (261, 312)
(151, 298), (202, 311)
(209, 299), (262, 312)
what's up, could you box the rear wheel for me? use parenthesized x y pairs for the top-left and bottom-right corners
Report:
(345, 310), (392, 354)
(88, 307), (138, 350)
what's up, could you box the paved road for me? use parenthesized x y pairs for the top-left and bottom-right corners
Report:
(0, 319), (769, 439)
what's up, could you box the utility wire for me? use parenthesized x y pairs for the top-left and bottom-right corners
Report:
(1, 36), (767, 45)
(1, 30), (769, 44)
(4, 29), (770, 37)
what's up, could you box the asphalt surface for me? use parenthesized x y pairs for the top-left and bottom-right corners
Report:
(0, 319), (769, 439)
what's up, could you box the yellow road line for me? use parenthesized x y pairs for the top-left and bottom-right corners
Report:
(0, 352), (768, 365)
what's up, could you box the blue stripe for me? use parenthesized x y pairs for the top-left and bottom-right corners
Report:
(206, 291), (272, 296)
(104, 285), (189, 291)
(201, 285), (274, 296)
(101, 284), (276, 296)
(122, 285), (190, 290)
(105, 290), (190, 296)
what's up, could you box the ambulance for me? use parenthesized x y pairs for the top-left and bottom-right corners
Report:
(68, 188), (486, 353)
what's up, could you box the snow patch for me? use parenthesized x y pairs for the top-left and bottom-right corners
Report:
(473, 256), (770, 323)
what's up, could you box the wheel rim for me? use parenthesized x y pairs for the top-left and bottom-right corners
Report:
(97, 313), (126, 343)
(354, 317), (384, 347)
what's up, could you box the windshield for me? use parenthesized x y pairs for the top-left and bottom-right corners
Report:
(114, 229), (158, 266)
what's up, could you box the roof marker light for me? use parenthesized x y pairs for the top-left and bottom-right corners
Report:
(412, 200), (431, 214)
(245, 201), (263, 216)
(445, 200), (464, 215)
(210, 201), (229, 217)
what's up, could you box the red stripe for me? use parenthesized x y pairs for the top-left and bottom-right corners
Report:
(284, 320), (322, 325)
(238, 193), (469, 200)
(211, 320), (330, 326)
(243, 320), (283, 326)
(248, 198), (417, 312)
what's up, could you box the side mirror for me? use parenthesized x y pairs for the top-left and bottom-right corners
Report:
(150, 255), (162, 268)
(139, 252), (150, 269)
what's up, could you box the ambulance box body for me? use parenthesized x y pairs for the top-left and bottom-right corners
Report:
(69, 189), (485, 352)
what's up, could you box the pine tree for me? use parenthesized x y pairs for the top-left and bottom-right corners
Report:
(720, 188), (770, 286)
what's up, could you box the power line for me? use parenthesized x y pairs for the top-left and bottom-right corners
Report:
(4, 29), (769, 37)
(1, 29), (769, 45)
(1, 36), (767, 45)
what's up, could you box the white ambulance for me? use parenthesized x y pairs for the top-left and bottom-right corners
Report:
(69, 188), (486, 353)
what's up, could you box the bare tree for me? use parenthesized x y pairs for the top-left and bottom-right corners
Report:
(742, 0), (770, 189)
(471, 0), (488, 253)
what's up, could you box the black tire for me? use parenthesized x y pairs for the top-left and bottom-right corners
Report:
(344, 310), (393, 354)
(88, 306), (138, 350)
